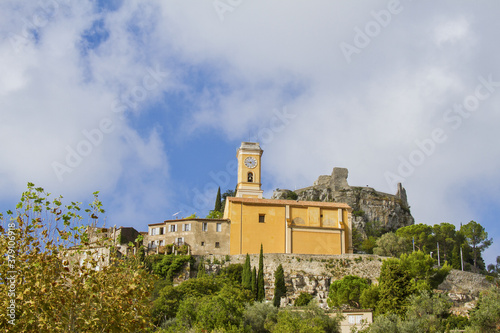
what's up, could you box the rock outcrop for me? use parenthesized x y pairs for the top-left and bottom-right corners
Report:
(272, 167), (414, 236)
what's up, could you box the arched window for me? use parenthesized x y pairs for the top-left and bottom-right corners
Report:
(247, 172), (254, 182)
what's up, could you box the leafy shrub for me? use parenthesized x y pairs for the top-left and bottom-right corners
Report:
(295, 292), (314, 307)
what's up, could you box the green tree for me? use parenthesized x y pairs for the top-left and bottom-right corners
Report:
(327, 275), (370, 309)
(0, 183), (155, 332)
(174, 283), (253, 332)
(257, 244), (265, 301)
(215, 187), (222, 213)
(466, 286), (500, 333)
(197, 258), (206, 278)
(242, 253), (252, 289)
(404, 291), (453, 332)
(360, 284), (379, 310)
(205, 210), (222, 219)
(266, 304), (341, 333)
(396, 223), (435, 253)
(273, 264), (286, 307)
(221, 189), (236, 213)
(373, 232), (409, 258)
(461, 220), (492, 270)
(377, 258), (414, 316)
(399, 251), (451, 290)
(432, 222), (456, 263)
(252, 266), (257, 300)
(243, 302), (278, 333)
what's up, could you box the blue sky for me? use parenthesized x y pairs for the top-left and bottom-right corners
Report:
(0, 0), (499, 266)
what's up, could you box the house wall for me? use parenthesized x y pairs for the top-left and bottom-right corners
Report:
(146, 219), (230, 255)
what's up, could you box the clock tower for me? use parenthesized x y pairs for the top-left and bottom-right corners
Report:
(236, 142), (263, 198)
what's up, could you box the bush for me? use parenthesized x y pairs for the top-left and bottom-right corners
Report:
(295, 292), (314, 307)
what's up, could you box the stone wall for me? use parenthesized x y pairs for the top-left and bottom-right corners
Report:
(194, 253), (495, 312)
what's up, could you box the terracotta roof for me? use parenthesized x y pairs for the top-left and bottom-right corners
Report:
(148, 218), (230, 227)
(227, 197), (351, 209)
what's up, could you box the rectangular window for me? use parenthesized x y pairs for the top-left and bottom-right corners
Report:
(201, 241), (205, 246)
(159, 240), (164, 246)
(348, 315), (363, 325)
(202, 222), (208, 232)
(177, 237), (184, 245)
(215, 242), (220, 248)
(159, 227), (164, 235)
(259, 214), (265, 223)
(169, 224), (177, 232)
(183, 223), (191, 231)
(216, 223), (222, 232)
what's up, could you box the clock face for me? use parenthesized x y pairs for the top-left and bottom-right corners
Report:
(244, 156), (257, 169)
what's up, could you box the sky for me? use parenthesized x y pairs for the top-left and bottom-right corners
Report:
(0, 0), (499, 266)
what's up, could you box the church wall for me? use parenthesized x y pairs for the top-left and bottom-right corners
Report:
(291, 230), (342, 254)
(229, 203), (287, 255)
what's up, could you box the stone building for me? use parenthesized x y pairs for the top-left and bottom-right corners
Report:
(146, 218), (230, 255)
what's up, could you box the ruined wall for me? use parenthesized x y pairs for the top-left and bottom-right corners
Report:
(273, 168), (414, 235)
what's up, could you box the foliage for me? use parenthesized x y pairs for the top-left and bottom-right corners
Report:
(177, 283), (252, 332)
(0, 183), (155, 332)
(352, 210), (365, 217)
(373, 232), (409, 258)
(219, 263), (243, 284)
(295, 292), (314, 307)
(185, 213), (197, 219)
(327, 275), (370, 309)
(376, 259), (414, 316)
(251, 266), (258, 300)
(243, 302), (278, 333)
(146, 254), (193, 281)
(206, 210), (223, 219)
(196, 258), (206, 278)
(370, 291), (454, 333)
(466, 286), (500, 332)
(404, 291), (452, 332)
(361, 236), (378, 254)
(286, 191), (298, 200)
(487, 255), (500, 276)
(152, 276), (222, 326)
(221, 189), (236, 213)
(257, 244), (265, 301)
(265, 304), (341, 333)
(242, 253), (252, 289)
(461, 220), (492, 270)
(215, 187), (222, 213)
(359, 284), (379, 310)
(399, 251), (451, 290)
(273, 264), (286, 307)
(396, 224), (435, 253)
(432, 222), (456, 263)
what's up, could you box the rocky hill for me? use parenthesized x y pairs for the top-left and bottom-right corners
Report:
(272, 167), (414, 236)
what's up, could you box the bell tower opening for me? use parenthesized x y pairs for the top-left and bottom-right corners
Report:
(236, 142), (263, 198)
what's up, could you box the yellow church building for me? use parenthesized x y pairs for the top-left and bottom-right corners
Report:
(223, 142), (353, 255)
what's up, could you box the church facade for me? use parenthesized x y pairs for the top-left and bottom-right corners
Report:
(145, 142), (353, 256)
(223, 142), (353, 255)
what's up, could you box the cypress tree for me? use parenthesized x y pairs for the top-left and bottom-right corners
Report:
(257, 244), (265, 301)
(273, 264), (286, 307)
(214, 187), (222, 213)
(197, 258), (206, 278)
(251, 266), (257, 300)
(242, 253), (252, 289)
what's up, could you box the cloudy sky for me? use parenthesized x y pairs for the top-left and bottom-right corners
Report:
(1, 0), (499, 265)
